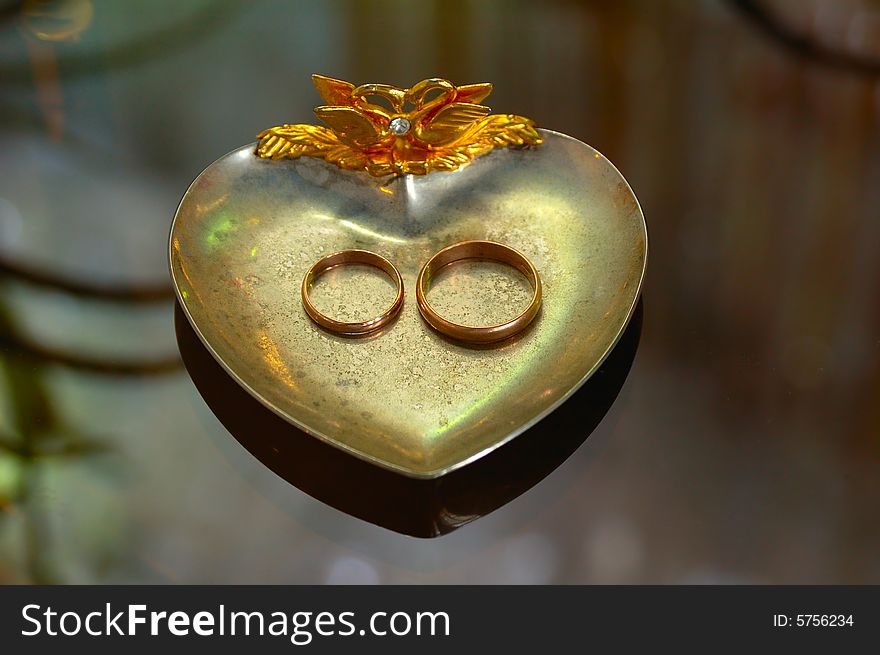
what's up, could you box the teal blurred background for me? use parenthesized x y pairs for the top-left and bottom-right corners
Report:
(0, 0), (878, 583)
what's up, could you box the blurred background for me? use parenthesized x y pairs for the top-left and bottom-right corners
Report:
(1, 0), (878, 583)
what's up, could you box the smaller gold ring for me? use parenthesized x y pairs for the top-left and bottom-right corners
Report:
(302, 250), (404, 336)
(416, 240), (542, 344)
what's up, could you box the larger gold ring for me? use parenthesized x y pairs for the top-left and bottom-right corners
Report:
(416, 240), (542, 344)
(302, 250), (404, 336)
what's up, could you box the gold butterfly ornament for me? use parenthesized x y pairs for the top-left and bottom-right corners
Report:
(256, 74), (543, 176)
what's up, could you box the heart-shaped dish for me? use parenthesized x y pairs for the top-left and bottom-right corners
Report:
(170, 130), (646, 478)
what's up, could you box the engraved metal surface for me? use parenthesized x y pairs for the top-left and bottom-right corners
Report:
(169, 130), (647, 478)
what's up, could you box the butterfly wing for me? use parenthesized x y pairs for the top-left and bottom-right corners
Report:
(415, 102), (491, 146)
(454, 83), (493, 105)
(313, 106), (385, 149)
(312, 74), (356, 106)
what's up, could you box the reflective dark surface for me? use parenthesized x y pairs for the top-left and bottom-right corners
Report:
(175, 300), (642, 537)
(1, 0), (879, 583)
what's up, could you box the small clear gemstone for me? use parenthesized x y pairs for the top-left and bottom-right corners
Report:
(389, 117), (411, 135)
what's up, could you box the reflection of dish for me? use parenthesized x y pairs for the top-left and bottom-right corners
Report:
(170, 130), (647, 477)
(176, 300), (642, 537)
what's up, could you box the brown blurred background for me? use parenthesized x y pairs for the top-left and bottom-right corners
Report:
(0, 0), (878, 583)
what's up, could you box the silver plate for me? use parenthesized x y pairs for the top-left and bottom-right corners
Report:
(169, 130), (647, 478)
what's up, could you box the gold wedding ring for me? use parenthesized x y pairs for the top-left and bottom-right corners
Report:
(416, 240), (542, 344)
(302, 250), (404, 336)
